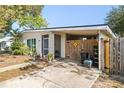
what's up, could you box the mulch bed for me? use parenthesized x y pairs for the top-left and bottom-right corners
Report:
(92, 74), (124, 88)
(0, 54), (32, 68)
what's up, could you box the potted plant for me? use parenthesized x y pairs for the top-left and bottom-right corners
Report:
(47, 53), (53, 63)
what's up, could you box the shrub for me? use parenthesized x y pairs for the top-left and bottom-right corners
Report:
(20, 43), (30, 55)
(11, 41), (30, 55)
(47, 53), (53, 62)
(11, 41), (22, 50)
(13, 49), (22, 55)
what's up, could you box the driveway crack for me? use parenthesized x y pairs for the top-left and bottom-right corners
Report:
(36, 75), (65, 88)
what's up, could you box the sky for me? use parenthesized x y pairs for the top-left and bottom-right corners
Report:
(43, 5), (117, 27)
(12, 5), (117, 29)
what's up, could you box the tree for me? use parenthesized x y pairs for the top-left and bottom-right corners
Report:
(10, 29), (30, 55)
(0, 5), (47, 34)
(10, 29), (22, 41)
(105, 6), (124, 37)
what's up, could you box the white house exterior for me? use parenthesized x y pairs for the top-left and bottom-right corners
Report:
(22, 24), (116, 70)
(0, 36), (13, 51)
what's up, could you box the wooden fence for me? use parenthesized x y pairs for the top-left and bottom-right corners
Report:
(110, 38), (124, 81)
(65, 39), (98, 60)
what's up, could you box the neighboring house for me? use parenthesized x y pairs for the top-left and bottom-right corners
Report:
(22, 24), (116, 70)
(0, 36), (13, 51)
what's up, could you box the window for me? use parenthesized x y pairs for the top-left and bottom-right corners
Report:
(27, 38), (36, 52)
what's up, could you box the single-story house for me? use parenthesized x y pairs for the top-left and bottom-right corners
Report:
(0, 36), (13, 51)
(22, 24), (116, 71)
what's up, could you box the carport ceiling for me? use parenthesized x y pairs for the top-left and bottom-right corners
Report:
(54, 30), (99, 35)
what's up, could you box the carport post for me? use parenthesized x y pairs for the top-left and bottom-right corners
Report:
(61, 33), (66, 58)
(49, 32), (55, 58)
(98, 31), (102, 70)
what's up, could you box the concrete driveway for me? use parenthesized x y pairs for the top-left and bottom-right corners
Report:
(0, 59), (100, 88)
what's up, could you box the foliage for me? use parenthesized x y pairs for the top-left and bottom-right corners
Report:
(20, 43), (30, 55)
(10, 29), (22, 41)
(105, 6), (124, 37)
(12, 49), (22, 55)
(19, 15), (47, 29)
(11, 41), (30, 55)
(47, 53), (53, 62)
(0, 33), (4, 38)
(0, 5), (47, 33)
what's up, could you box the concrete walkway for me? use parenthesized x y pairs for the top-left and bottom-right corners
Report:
(0, 62), (33, 73)
(0, 60), (100, 88)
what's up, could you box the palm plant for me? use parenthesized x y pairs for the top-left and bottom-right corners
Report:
(10, 29), (30, 55)
(10, 29), (22, 41)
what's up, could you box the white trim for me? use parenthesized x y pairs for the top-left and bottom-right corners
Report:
(48, 33), (55, 57)
(22, 25), (116, 38)
(106, 26), (116, 38)
(98, 30), (101, 70)
(61, 33), (66, 58)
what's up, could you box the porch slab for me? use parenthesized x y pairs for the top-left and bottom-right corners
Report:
(0, 59), (100, 88)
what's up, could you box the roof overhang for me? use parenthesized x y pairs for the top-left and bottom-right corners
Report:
(0, 37), (13, 43)
(22, 24), (116, 38)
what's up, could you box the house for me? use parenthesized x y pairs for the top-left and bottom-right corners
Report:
(0, 36), (13, 51)
(22, 24), (116, 71)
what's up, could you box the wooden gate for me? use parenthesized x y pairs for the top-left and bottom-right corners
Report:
(104, 41), (110, 69)
(65, 39), (98, 60)
(110, 38), (124, 81)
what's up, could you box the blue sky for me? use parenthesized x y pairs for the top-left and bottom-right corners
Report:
(12, 5), (117, 29)
(43, 5), (117, 27)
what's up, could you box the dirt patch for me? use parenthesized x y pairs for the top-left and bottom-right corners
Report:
(0, 62), (48, 82)
(0, 54), (32, 68)
(92, 74), (124, 88)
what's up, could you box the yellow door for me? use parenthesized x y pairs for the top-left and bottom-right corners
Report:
(104, 41), (110, 69)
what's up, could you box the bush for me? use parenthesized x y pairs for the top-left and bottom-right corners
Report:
(20, 44), (30, 55)
(47, 53), (53, 62)
(11, 41), (30, 55)
(11, 41), (22, 50)
(13, 49), (22, 55)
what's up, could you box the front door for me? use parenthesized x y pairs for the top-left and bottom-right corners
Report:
(43, 37), (49, 56)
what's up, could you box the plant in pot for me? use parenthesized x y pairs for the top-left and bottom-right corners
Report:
(29, 50), (37, 61)
(47, 53), (53, 64)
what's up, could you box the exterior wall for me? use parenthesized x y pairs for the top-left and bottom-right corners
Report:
(23, 31), (64, 58)
(48, 32), (66, 58)
(98, 31), (112, 71)
(0, 41), (12, 51)
(100, 32), (111, 40)
(48, 32), (55, 57)
(100, 32), (111, 70)
(22, 32), (42, 55)
(22, 32), (57, 56)
(22, 30), (112, 63)
(98, 32), (102, 70)
(61, 33), (66, 58)
(0, 41), (6, 50)
(54, 35), (61, 57)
